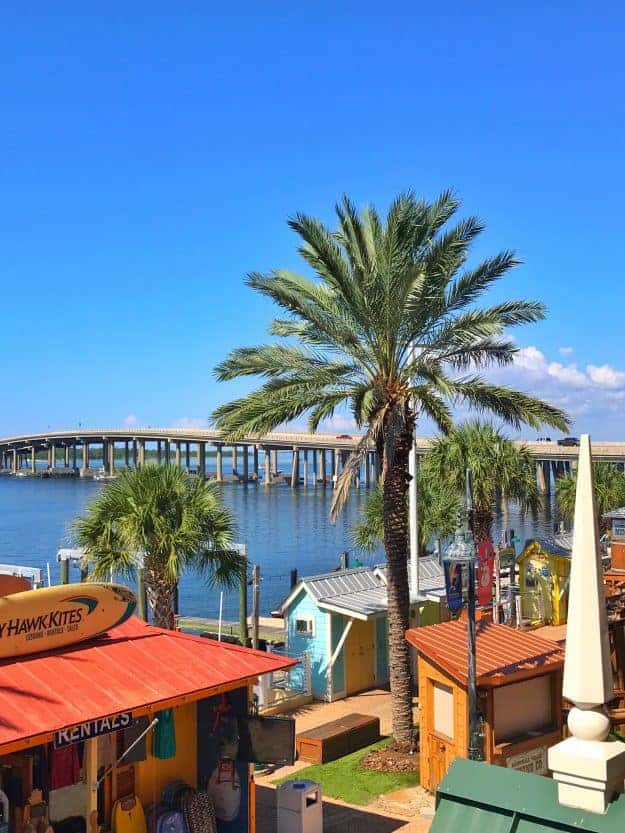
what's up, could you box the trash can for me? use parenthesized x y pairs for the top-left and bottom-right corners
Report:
(276, 779), (322, 833)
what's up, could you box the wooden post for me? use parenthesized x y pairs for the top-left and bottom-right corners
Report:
(137, 566), (147, 621)
(252, 564), (260, 650)
(239, 547), (248, 645)
(60, 558), (69, 585)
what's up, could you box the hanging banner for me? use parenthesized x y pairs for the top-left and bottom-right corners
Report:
(444, 561), (463, 613)
(477, 541), (495, 607)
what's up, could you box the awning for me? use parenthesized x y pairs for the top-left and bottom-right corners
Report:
(0, 617), (295, 753)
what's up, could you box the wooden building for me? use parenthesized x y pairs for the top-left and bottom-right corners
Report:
(407, 618), (564, 792)
(605, 507), (625, 570)
(279, 557), (447, 701)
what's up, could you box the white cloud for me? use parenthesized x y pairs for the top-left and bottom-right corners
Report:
(512, 348), (588, 387)
(123, 414), (138, 427)
(320, 413), (358, 434)
(587, 364), (625, 389)
(484, 345), (625, 438)
(173, 417), (207, 429)
(559, 346), (574, 357)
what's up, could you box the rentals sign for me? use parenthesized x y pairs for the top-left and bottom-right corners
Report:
(55, 712), (133, 748)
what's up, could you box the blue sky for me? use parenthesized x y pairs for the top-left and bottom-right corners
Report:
(1, 2), (624, 438)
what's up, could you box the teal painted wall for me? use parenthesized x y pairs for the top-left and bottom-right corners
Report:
(330, 614), (346, 695)
(375, 616), (389, 683)
(285, 588), (329, 699)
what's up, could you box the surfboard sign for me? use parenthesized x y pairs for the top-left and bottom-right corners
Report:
(0, 582), (136, 659)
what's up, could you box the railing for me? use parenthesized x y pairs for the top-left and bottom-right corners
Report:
(255, 648), (312, 713)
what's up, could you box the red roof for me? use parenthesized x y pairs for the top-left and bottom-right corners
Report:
(0, 617), (295, 751)
(406, 619), (564, 687)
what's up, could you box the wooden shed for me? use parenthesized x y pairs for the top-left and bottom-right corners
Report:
(407, 618), (564, 792)
(518, 536), (572, 626)
(605, 507), (625, 570)
(279, 557), (447, 701)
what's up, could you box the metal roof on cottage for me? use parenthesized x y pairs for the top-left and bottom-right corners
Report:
(520, 534), (573, 558)
(375, 555), (446, 599)
(279, 556), (446, 620)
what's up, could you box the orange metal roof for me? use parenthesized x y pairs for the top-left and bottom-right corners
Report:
(0, 617), (295, 751)
(406, 619), (564, 687)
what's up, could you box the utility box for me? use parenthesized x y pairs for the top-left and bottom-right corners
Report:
(276, 779), (322, 833)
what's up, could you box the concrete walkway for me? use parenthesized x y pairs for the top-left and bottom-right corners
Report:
(255, 689), (432, 833)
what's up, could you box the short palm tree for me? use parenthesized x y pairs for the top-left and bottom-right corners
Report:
(211, 191), (569, 749)
(421, 420), (541, 542)
(352, 479), (458, 553)
(556, 462), (625, 530)
(73, 464), (242, 629)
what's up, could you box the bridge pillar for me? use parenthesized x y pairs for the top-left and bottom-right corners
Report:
(290, 446), (299, 488)
(185, 442), (191, 470)
(109, 441), (115, 474)
(198, 442), (206, 477)
(49, 443), (55, 470)
(31, 446), (36, 474)
(175, 442), (181, 469)
(303, 449), (308, 487)
(242, 446), (249, 481)
(124, 441), (129, 468)
(365, 452), (371, 487)
(138, 439), (145, 467)
(163, 439), (170, 465)
(72, 442), (77, 470)
(215, 444), (223, 481)
(271, 449), (278, 475)
(64, 445), (70, 467)
(81, 441), (89, 475)
(312, 450), (317, 486)
(155, 440), (161, 465)
(263, 446), (271, 485)
(231, 446), (238, 476)
(319, 450), (326, 483)
(253, 446), (259, 480)
(12, 449), (17, 474)
(537, 461), (546, 494)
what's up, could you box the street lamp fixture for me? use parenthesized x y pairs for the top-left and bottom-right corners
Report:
(442, 469), (483, 761)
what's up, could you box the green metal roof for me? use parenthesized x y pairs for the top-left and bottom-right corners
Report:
(431, 759), (625, 833)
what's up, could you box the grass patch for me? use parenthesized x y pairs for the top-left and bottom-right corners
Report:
(273, 739), (419, 806)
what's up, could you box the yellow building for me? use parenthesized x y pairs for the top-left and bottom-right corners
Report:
(518, 535), (572, 626)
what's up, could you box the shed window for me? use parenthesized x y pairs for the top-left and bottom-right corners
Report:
(494, 675), (552, 742)
(432, 681), (454, 739)
(295, 617), (314, 636)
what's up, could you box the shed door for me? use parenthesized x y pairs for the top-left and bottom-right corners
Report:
(346, 618), (376, 694)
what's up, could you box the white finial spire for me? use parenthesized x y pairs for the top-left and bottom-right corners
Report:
(549, 434), (625, 814)
(562, 434), (612, 706)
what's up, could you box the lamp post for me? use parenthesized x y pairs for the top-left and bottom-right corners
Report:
(442, 469), (483, 761)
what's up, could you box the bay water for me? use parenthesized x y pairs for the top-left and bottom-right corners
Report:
(0, 471), (556, 621)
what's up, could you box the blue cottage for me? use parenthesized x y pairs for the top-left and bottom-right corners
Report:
(279, 557), (447, 701)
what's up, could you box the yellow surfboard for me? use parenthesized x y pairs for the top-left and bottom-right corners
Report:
(0, 582), (136, 659)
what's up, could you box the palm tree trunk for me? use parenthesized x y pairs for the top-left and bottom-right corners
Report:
(472, 508), (492, 544)
(144, 566), (176, 629)
(382, 421), (414, 752)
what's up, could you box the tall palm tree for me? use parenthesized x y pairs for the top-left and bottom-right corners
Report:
(352, 479), (458, 553)
(556, 462), (625, 530)
(73, 464), (242, 629)
(421, 420), (541, 542)
(211, 191), (569, 749)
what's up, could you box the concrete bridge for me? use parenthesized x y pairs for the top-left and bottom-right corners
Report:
(1, 428), (624, 492)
